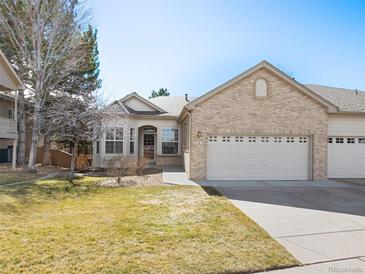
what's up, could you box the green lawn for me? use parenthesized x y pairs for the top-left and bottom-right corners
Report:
(0, 176), (298, 273)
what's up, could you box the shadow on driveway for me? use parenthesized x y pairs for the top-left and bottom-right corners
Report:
(199, 179), (365, 217)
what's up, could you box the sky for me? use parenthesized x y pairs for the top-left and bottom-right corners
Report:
(91, 0), (365, 102)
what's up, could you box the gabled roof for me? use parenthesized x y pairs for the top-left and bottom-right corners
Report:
(306, 84), (365, 113)
(0, 49), (24, 90)
(119, 92), (166, 113)
(149, 96), (195, 116)
(186, 60), (338, 112)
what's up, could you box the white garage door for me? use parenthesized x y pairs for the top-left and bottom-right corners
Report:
(328, 136), (365, 178)
(207, 135), (310, 180)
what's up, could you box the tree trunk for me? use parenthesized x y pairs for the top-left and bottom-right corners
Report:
(28, 95), (41, 172)
(17, 90), (26, 167)
(43, 134), (51, 165)
(70, 141), (78, 177)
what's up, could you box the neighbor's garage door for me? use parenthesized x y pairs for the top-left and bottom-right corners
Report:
(207, 135), (310, 180)
(328, 136), (365, 178)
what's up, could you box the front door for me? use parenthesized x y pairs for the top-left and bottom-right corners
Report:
(143, 133), (155, 161)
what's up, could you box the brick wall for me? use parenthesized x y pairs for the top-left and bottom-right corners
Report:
(189, 68), (328, 180)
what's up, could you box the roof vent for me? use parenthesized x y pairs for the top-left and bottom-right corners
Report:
(185, 93), (190, 102)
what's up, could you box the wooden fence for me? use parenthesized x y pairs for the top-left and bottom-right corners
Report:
(37, 147), (91, 170)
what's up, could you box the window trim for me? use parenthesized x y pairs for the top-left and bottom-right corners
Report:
(105, 128), (123, 154)
(161, 128), (179, 155)
(96, 140), (100, 154)
(8, 108), (14, 120)
(129, 128), (135, 155)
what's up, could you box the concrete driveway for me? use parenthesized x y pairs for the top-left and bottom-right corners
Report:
(208, 179), (365, 272)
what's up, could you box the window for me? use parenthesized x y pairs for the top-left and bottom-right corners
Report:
(328, 138), (333, 143)
(261, 136), (269, 143)
(209, 136), (217, 142)
(105, 128), (123, 154)
(129, 128), (135, 154)
(8, 109), (14, 119)
(248, 136), (256, 143)
(235, 136), (244, 142)
(286, 137), (294, 143)
(347, 138), (355, 144)
(359, 138), (365, 144)
(274, 137), (282, 143)
(96, 141), (100, 154)
(299, 137), (307, 143)
(335, 137), (344, 144)
(162, 128), (179, 155)
(255, 79), (268, 97)
(222, 136), (231, 142)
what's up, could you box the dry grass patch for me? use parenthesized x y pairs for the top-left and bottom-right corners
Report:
(0, 172), (42, 185)
(0, 176), (298, 273)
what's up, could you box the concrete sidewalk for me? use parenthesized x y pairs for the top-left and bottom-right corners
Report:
(162, 166), (202, 186)
(258, 258), (365, 274)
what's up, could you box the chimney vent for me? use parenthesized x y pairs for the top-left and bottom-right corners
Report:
(355, 89), (358, 95)
(185, 93), (189, 102)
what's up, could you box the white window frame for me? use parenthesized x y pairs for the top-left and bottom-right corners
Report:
(161, 128), (179, 155)
(8, 109), (14, 120)
(105, 128), (123, 154)
(129, 128), (135, 155)
(96, 140), (100, 154)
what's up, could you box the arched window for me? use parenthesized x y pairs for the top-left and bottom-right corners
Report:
(255, 79), (268, 97)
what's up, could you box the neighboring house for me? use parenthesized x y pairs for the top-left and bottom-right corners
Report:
(0, 50), (24, 169)
(93, 61), (365, 180)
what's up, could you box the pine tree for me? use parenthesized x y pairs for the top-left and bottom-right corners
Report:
(150, 88), (170, 98)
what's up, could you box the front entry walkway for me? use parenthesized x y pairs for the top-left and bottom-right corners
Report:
(162, 166), (201, 186)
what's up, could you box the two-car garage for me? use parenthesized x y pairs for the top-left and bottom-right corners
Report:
(206, 115), (365, 181)
(207, 135), (311, 180)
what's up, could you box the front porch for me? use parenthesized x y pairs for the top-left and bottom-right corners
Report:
(93, 121), (182, 169)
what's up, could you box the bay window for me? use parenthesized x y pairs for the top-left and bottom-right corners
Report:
(105, 128), (123, 154)
(162, 128), (179, 155)
(129, 128), (135, 154)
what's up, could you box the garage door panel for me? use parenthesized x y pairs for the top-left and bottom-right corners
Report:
(207, 136), (309, 180)
(328, 137), (365, 178)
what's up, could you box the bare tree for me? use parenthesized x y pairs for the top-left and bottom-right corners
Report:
(43, 90), (103, 179)
(0, 0), (90, 172)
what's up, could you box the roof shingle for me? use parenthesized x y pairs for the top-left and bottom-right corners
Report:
(305, 84), (365, 112)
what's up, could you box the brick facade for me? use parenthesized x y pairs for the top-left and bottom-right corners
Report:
(189, 68), (328, 180)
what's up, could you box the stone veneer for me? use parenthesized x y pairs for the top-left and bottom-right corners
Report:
(189, 68), (328, 180)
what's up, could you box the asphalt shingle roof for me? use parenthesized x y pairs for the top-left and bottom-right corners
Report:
(148, 96), (196, 116)
(306, 84), (365, 112)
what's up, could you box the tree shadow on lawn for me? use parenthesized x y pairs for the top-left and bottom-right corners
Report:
(0, 175), (102, 213)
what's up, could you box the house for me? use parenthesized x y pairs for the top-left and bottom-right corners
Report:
(0, 50), (24, 169)
(93, 61), (365, 180)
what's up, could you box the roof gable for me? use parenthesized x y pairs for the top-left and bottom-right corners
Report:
(119, 92), (166, 113)
(187, 61), (338, 112)
(0, 50), (24, 91)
